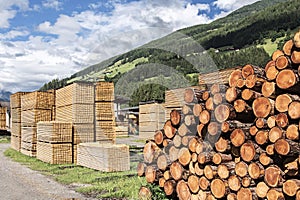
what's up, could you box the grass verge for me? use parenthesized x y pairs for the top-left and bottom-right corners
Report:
(4, 148), (146, 199)
(0, 135), (10, 143)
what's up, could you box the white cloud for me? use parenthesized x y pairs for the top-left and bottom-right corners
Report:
(42, 0), (63, 11)
(213, 0), (260, 12)
(0, 0), (29, 28)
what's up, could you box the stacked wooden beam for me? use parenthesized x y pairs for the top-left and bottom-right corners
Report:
(138, 33), (300, 200)
(55, 82), (95, 163)
(37, 121), (73, 164)
(77, 142), (130, 172)
(95, 82), (116, 143)
(10, 92), (28, 151)
(0, 107), (6, 130)
(139, 102), (166, 140)
(20, 91), (55, 157)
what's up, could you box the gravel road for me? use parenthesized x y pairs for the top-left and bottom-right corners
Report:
(0, 143), (93, 200)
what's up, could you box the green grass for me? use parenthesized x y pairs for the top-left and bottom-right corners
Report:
(0, 135), (10, 143)
(257, 37), (285, 56)
(4, 148), (146, 199)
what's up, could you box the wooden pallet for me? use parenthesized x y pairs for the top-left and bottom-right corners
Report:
(77, 142), (130, 172)
(95, 82), (114, 102)
(56, 82), (94, 107)
(37, 121), (72, 143)
(37, 142), (73, 164)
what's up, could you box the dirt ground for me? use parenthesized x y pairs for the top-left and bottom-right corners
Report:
(0, 143), (94, 200)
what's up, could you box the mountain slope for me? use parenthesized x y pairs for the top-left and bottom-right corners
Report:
(0, 90), (12, 102)
(40, 0), (300, 105)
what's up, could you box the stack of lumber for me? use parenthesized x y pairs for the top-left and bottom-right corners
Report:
(55, 82), (95, 163)
(95, 82), (116, 143)
(115, 121), (128, 137)
(139, 102), (166, 140)
(0, 107), (6, 130)
(20, 91), (55, 157)
(77, 142), (130, 172)
(138, 32), (300, 200)
(10, 92), (28, 151)
(37, 121), (73, 164)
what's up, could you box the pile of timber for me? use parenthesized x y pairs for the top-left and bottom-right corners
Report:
(37, 121), (73, 164)
(20, 91), (55, 157)
(139, 102), (166, 140)
(0, 107), (6, 130)
(56, 82), (95, 163)
(10, 92), (29, 151)
(77, 142), (130, 172)
(95, 82), (116, 142)
(138, 33), (300, 200)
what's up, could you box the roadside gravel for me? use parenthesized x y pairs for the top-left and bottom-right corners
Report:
(0, 143), (94, 200)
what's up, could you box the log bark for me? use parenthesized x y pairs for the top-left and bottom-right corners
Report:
(252, 97), (274, 118)
(176, 180), (191, 200)
(288, 101), (300, 119)
(283, 179), (300, 197)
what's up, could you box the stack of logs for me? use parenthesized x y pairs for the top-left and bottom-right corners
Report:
(138, 32), (300, 200)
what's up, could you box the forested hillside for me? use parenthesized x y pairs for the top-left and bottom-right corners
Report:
(40, 0), (300, 106)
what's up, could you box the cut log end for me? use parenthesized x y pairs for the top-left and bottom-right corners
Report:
(211, 179), (226, 198)
(240, 142), (256, 162)
(276, 69), (297, 89)
(139, 186), (152, 200)
(252, 97), (272, 118)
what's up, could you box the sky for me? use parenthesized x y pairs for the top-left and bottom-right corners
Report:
(0, 0), (260, 93)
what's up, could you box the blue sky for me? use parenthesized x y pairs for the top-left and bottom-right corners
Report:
(0, 0), (260, 92)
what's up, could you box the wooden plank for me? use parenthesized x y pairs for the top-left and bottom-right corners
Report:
(77, 142), (130, 172)
(37, 121), (72, 143)
(95, 82), (114, 102)
(37, 142), (73, 164)
(56, 104), (94, 124)
(21, 91), (55, 111)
